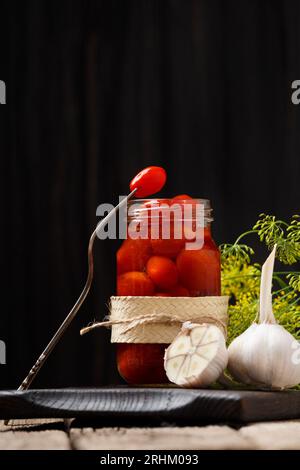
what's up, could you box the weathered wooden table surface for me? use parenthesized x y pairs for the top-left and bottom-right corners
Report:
(1, 420), (300, 450)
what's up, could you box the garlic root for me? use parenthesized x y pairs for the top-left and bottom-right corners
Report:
(164, 322), (228, 388)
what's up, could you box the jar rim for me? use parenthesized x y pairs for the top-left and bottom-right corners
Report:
(129, 198), (211, 207)
(127, 198), (213, 223)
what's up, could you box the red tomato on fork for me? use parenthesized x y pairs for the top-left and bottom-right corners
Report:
(130, 166), (167, 198)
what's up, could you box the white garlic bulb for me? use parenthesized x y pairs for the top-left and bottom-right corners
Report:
(164, 322), (228, 387)
(228, 245), (300, 389)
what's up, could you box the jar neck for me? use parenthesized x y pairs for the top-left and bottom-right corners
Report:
(127, 198), (213, 227)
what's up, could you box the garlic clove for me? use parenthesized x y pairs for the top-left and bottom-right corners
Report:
(164, 322), (228, 388)
(227, 324), (258, 385)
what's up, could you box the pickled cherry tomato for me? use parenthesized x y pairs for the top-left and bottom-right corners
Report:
(171, 195), (193, 213)
(172, 194), (192, 200)
(130, 166), (167, 198)
(146, 256), (178, 290)
(151, 237), (185, 258)
(154, 285), (189, 296)
(117, 271), (155, 296)
(171, 195), (199, 214)
(117, 344), (168, 384)
(117, 238), (151, 274)
(176, 248), (221, 294)
(168, 285), (189, 296)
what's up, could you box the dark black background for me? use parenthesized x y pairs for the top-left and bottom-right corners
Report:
(0, 0), (299, 389)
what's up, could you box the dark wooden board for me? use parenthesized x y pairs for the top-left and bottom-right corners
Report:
(1, 387), (300, 424)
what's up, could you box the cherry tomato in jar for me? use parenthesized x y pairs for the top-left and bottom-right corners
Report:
(170, 195), (194, 215)
(117, 238), (152, 275)
(154, 285), (189, 297)
(130, 166), (167, 198)
(151, 236), (185, 258)
(150, 206), (186, 258)
(176, 248), (221, 295)
(117, 343), (169, 384)
(167, 285), (190, 296)
(146, 256), (178, 290)
(172, 194), (192, 200)
(117, 271), (155, 296)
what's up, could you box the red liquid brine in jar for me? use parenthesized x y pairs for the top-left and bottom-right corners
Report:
(116, 198), (220, 384)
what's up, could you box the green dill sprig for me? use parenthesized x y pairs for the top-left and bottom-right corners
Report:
(220, 243), (254, 265)
(253, 214), (287, 245)
(287, 273), (300, 292)
(276, 238), (300, 264)
(287, 216), (300, 242)
(253, 214), (300, 264)
(221, 213), (300, 344)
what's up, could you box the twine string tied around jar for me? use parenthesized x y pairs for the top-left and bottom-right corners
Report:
(80, 295), (229, 342)
(80, 312), (227, 336)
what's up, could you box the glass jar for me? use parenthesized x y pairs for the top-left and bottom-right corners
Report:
(116, 198), (220, 384)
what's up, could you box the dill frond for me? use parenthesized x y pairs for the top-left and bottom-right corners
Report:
(221, 213), (300, 344)
(287, 273), (300, 292)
